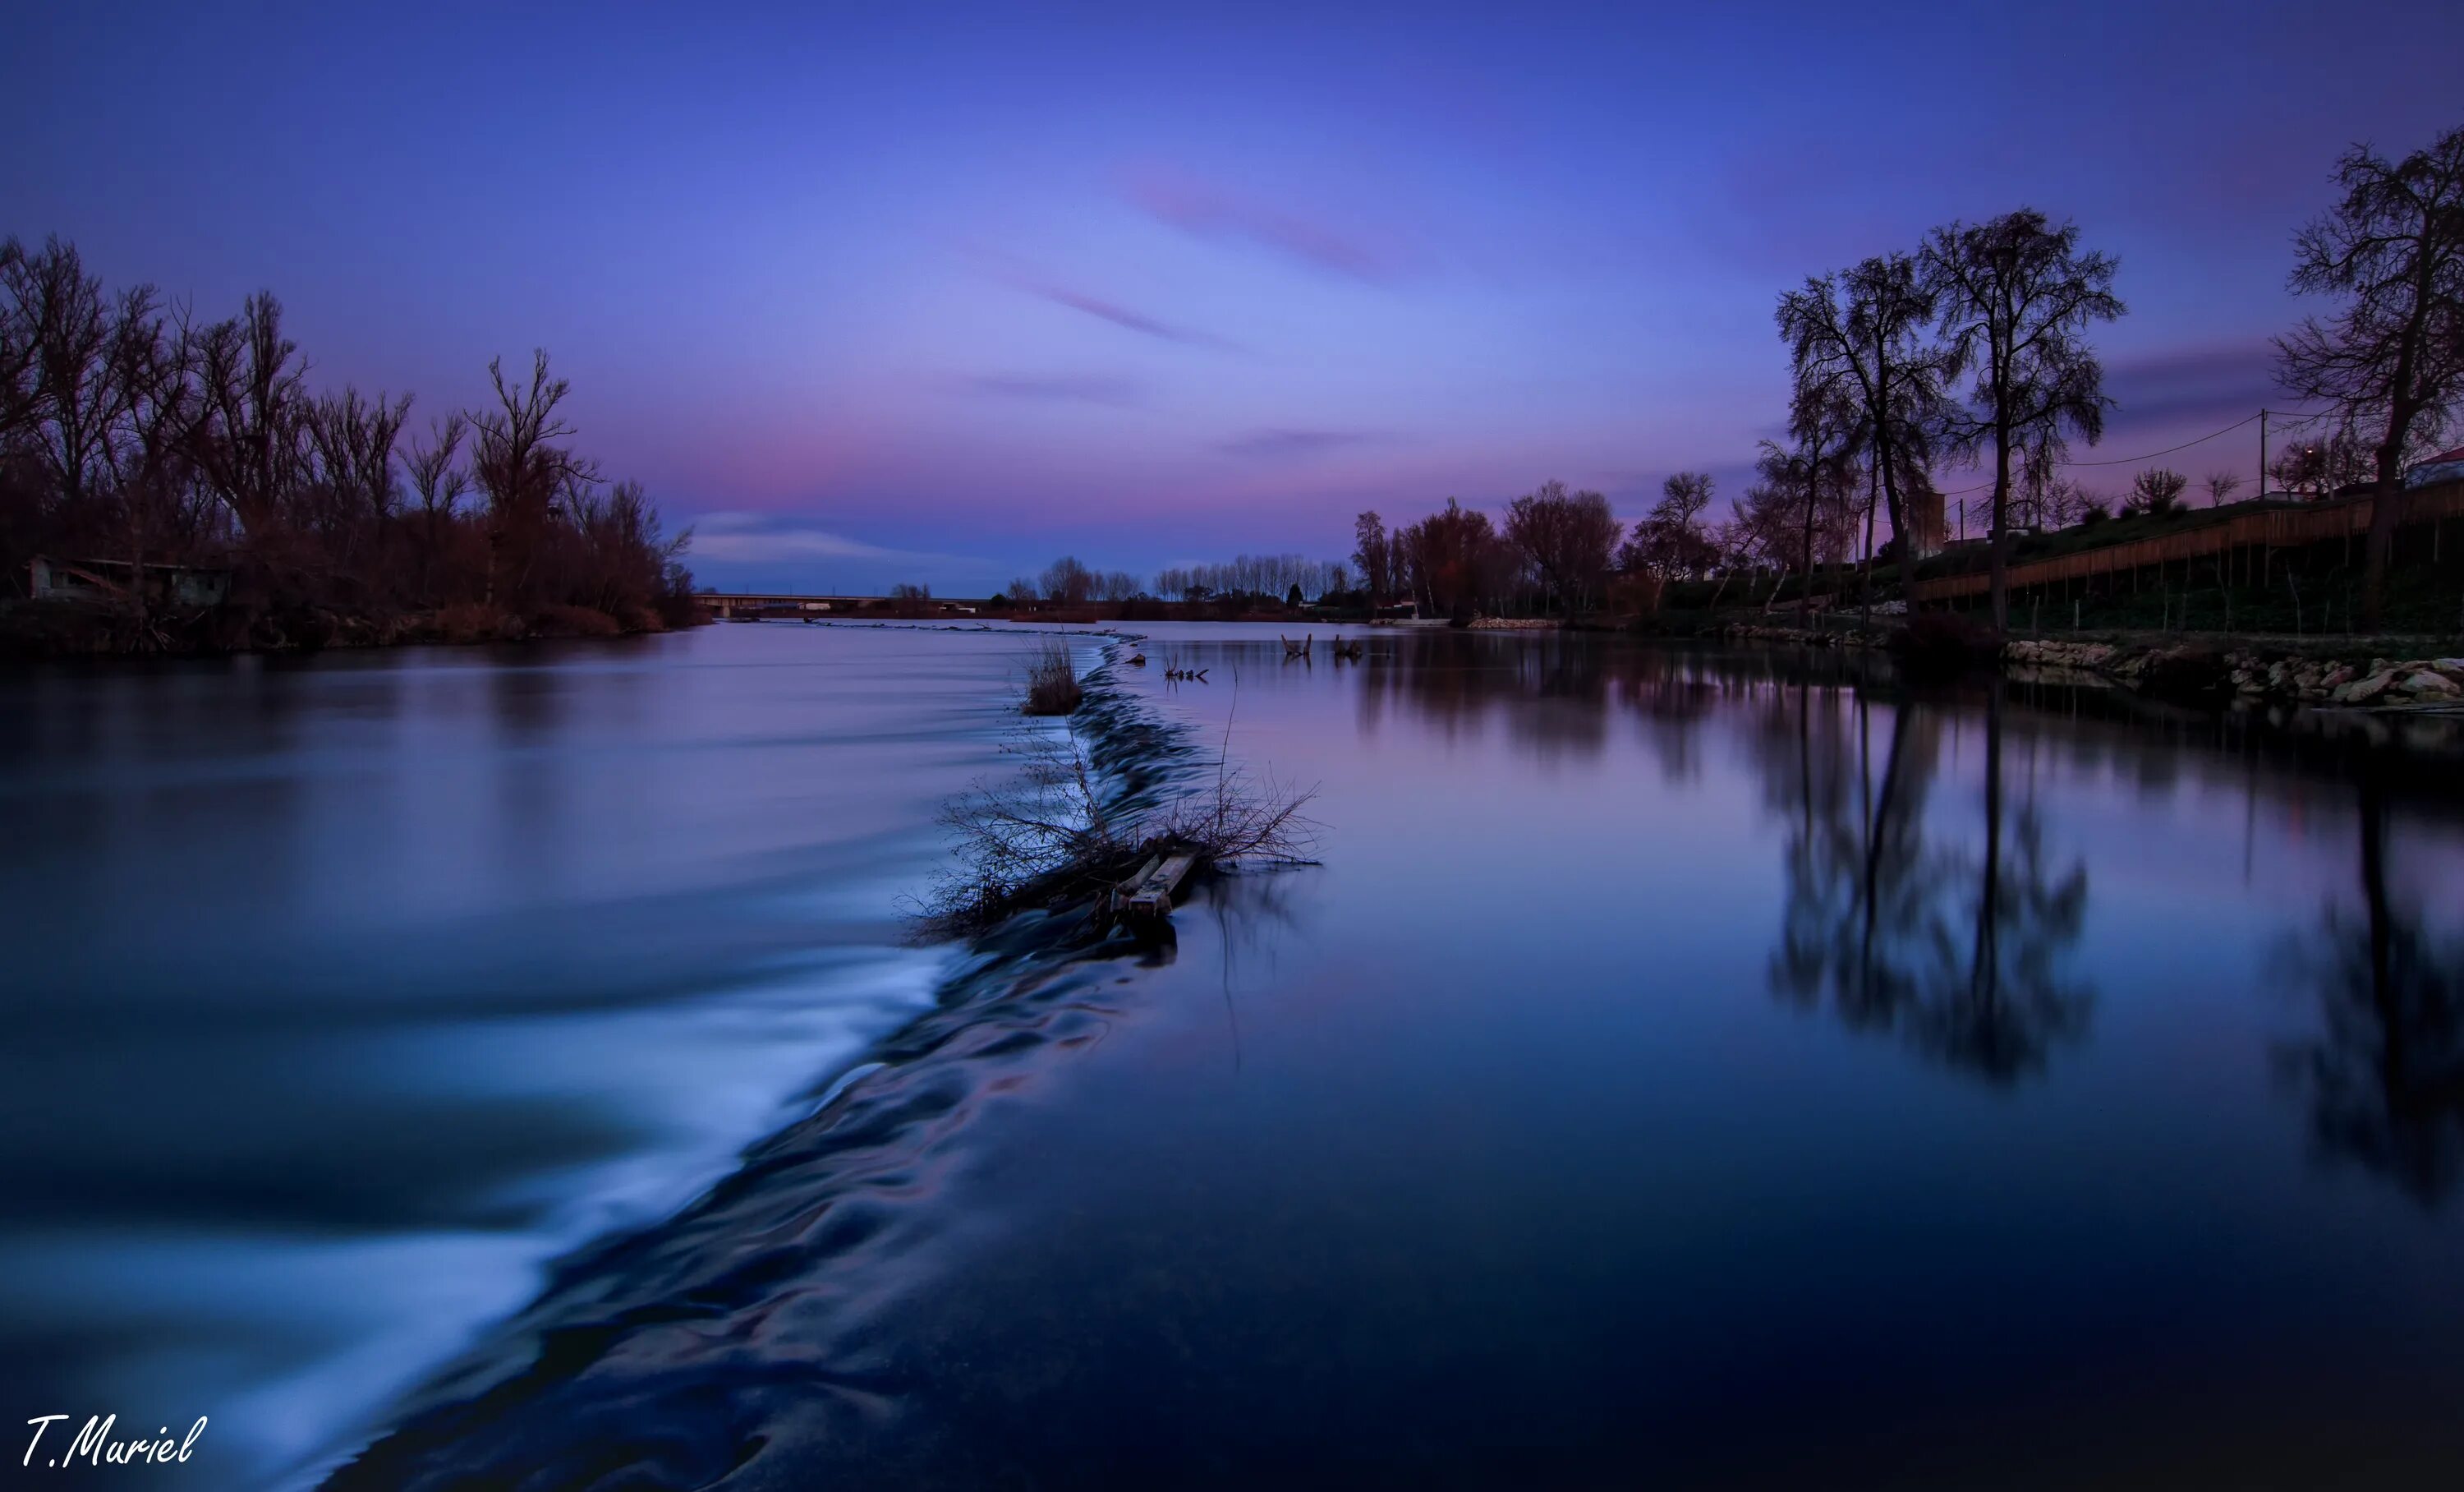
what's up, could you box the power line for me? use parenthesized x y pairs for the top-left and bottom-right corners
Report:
(2064, 411), (2260, 466)
(1930, 405), (2336, 496)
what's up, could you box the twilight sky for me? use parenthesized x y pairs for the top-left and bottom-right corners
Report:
(7, 1), (2461, 594)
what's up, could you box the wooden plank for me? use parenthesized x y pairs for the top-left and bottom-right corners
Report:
(1110, 855), (1160, 914)
(1114, 851), (1198, 916)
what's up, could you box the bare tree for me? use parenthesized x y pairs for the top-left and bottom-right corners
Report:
(1351, 509), (1393, 613)
(195, 292), (310, 537)
(1099, 569), (1139, 602)
(1778, 253), (1951, 577)
(1505, 479), (1620, 615)
(401, 412), (468, 600)
(2270, 427), (2374, 499)
(2125, 467), (2188, 515)
(0, 237), (40, 447)
(1617, 472), (1720, 583)
(2204, 470), (2244, 507)
(1, 237), (696, 633)
(472, 351), (590, 607)
(2275, 123), (2464, 629)
(305, 386), (411, 569)
(1925, 210), (2125, 631)
(12, 238), (131, 514)
(1038, 555), (1096, 605)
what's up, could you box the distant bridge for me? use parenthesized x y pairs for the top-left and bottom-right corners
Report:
(691, 592), (903, 618)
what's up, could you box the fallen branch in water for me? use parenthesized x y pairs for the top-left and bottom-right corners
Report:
(923, 708), (1317, 933)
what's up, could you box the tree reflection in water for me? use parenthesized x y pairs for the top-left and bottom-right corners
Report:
(1768, 679), (2094, 1084)
(2274, 775), (2464, 1207)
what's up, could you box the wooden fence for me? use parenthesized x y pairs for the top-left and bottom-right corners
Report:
(1907, 479), (2464, 603)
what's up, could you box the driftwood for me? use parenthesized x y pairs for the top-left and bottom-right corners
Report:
(1281, 632), (1312, 659)
(1111, 848), (1200, 916)
(1331, 638), (1364, 661)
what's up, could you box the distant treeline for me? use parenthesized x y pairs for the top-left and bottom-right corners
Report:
(0, 236), (695, 653)
(1345, 120), (2464, 633)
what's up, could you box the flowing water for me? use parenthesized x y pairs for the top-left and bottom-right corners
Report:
(6, 623), (2462, 1489)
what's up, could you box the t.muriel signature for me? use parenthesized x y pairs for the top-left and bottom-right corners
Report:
(23, 1416), (207, 1469)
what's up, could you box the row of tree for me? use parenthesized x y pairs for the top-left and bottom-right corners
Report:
(1150, 554), (1349, 606)
(1768, 120), (2461, 630)
(1331, 119), (2459, 633)
(0, 236), (694, 638)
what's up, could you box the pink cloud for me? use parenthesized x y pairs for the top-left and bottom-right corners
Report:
(1124, 167), (1400, 283)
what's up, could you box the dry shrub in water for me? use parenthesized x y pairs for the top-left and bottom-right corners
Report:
(1021, 640), (1085, 715)
(928, 716), (1317, 929)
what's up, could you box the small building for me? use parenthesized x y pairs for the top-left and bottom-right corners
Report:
(29, 556), (231, 609)
(2406, 445), (2464, 489)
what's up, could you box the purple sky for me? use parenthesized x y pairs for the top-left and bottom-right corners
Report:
(8, 2), (2462, 594)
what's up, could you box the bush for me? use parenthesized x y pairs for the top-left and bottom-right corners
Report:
(531, 604), (623, 638)
(1021, 640), (1084, 716)
(431, 601), (519, 644)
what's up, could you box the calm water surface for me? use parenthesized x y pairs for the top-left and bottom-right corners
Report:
(7, 623), (2462, 1489)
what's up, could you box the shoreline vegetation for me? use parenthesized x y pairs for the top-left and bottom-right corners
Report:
(1, 237), (697, 661)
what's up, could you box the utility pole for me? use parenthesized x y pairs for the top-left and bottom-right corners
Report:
(2259, 409), (2269, 499)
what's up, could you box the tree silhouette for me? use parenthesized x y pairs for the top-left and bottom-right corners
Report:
(2126, 467), (2187, 515)
(1925, 210), (2125, 632)
(1777, 252), (1951, 577)
(1504, 479), (1620, 615)
(2275, 122), (2464, 629)
(1351, 510), (1393, 613)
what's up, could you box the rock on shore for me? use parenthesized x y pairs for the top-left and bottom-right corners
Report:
(2004, 638), (2464, 709)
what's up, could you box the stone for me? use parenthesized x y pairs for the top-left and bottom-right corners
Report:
(2402, 671), (2459, 697)
(2336, 669), (2399, 705)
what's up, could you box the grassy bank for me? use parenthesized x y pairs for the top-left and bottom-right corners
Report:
(0, 595), (694, 661)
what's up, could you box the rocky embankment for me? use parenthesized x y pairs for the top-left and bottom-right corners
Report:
(1721, 620), (1881, 647)
(2005, 638), (2464, 709)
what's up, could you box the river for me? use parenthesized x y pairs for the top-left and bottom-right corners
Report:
(6, 622), (2462, 1489)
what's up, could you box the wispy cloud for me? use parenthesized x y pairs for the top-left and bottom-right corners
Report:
(1025, 283), (1235, 350)
(1217, 427), (1381, 458)
(955, 371), (1142, 406)
(1126, 168), (1399, 283)
(687, 512), (959, 564)
(2101, 341), (2279, 431)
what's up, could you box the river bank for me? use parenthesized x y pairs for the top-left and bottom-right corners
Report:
(1710, 615), (2464, 713)
(0, 596), (693, 660)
